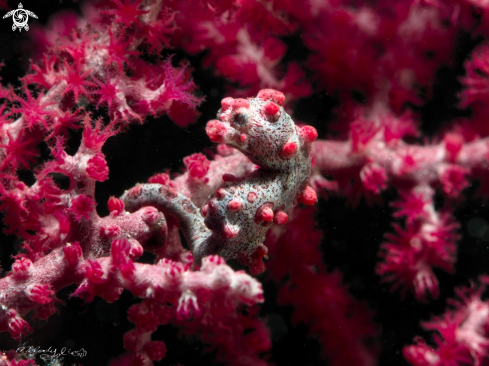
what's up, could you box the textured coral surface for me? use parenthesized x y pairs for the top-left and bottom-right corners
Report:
(1, 1), (489, 366)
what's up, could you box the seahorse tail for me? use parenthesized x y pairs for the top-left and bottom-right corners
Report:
(120, 184), (210, 259)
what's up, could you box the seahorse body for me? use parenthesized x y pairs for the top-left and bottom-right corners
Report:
(121, 89), (317, 273)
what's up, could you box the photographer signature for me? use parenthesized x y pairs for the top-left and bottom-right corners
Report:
(16, 345), (87, 360)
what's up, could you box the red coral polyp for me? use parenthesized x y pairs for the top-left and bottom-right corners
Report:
(25, 284), (54, 305)
(86, 153), (109, 181)
(69, 194), (95, 221)
(183, 153), (210, 180)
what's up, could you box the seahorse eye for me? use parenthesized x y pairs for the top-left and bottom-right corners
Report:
(233, 113), (247, 126)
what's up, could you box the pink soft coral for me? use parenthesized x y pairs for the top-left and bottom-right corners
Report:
(3, 0), (489, 365)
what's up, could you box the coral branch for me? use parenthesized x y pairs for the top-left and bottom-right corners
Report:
(2, 0), (489, 365)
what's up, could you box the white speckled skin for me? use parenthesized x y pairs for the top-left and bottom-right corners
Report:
(121, 90), (315, 268)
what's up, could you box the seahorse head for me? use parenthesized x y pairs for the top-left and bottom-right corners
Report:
(206, 89), (313, 170)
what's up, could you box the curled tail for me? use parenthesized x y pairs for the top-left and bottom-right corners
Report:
(121, 184), (210, 260)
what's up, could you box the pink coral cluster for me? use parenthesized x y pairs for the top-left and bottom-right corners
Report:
(2, 0), (489, 365)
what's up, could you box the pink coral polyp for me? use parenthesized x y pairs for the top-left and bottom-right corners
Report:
(86, 153), (109, 181)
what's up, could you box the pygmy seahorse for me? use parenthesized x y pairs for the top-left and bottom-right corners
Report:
(121, 89), (317, 273)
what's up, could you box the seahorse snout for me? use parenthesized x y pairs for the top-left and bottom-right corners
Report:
(206, 119), (229, 143)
